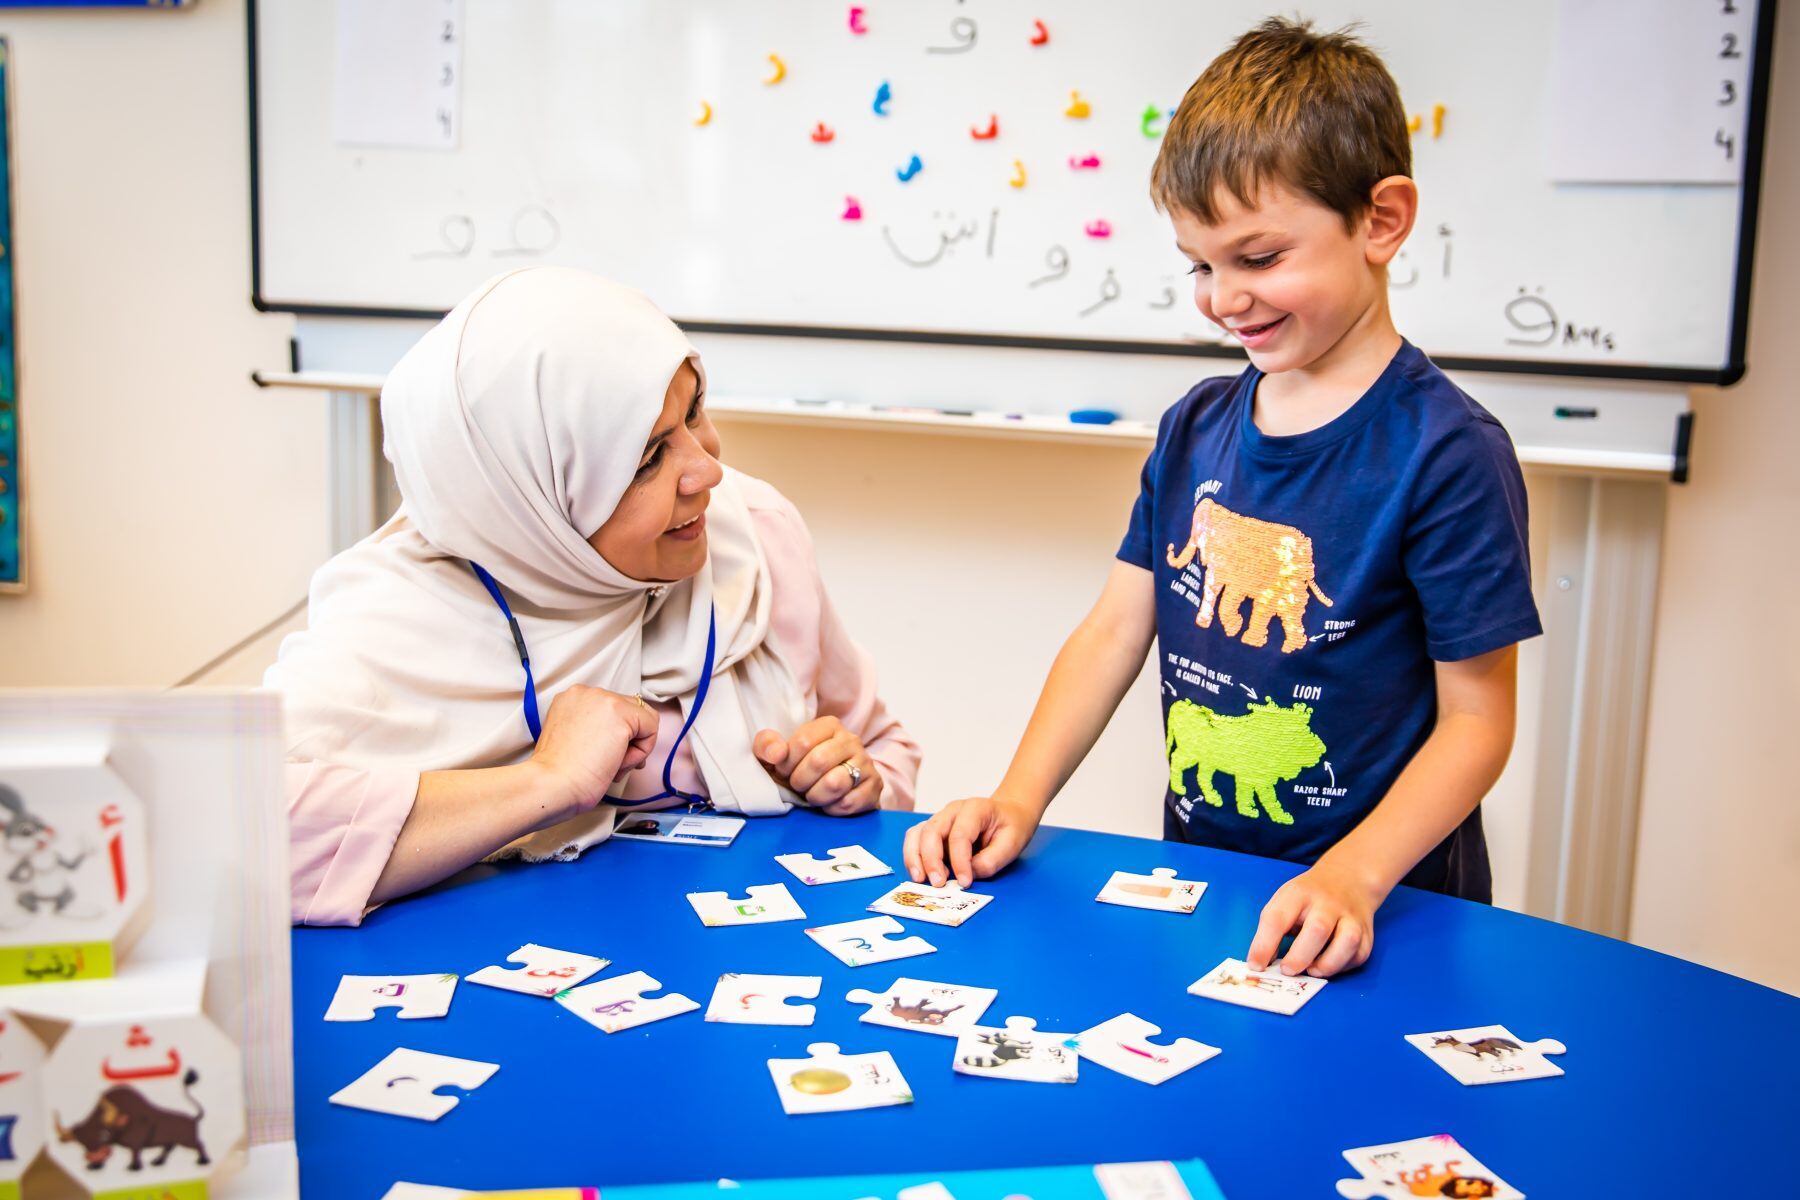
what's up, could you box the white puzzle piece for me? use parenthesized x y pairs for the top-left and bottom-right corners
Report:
(324, 973), (459, 1021)
(1336, 1134), (1525, 1199)
(1405, 1024), (1567, 1086)
(1093, 1161), (1201, 1198)
(706, 973), (821, 1025)
(1187, 957), (1326, 1015)
(555, 970), (699, 1033)
(804, 916), (936, 967)
(328, 1048), (498, 1122)
(774, 844), (893, 885)
(0, 1009), (46, 1190)
(1096, 867), (1206, 913)
(953, 1016), (1081, 1084)
(846, 977), (997, 1037)
(1078, 1013), (1220, 1085)
(767, 1042), (914, 1115)
(687, 883), (807, 926)
(465, 943), (609, 997)
(866, 879), (994, 927)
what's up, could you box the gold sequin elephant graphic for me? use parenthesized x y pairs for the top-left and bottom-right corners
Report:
(1166, 498), (1332, 653)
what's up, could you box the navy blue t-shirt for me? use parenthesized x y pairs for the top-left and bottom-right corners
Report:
(1118, 340), (1541, 901)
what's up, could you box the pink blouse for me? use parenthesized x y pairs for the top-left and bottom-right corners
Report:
(285, 477), (921, 926)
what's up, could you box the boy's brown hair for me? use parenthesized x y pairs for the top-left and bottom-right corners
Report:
(1150, 17), (1411, 232)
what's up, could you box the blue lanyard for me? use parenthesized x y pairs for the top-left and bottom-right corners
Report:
(468, 561), (714, 810)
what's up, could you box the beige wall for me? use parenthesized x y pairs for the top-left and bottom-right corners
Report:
(0, 4), (1791, 997)
(0, 3), (326, 687)
(1628, 7), (1800, 996)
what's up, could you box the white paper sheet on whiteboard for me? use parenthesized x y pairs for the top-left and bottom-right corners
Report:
(1546, 0), (1754, 185)
(333, 0), (465, 151)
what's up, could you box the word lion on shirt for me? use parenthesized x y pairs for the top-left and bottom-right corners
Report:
(1166, 498), (1333, 654)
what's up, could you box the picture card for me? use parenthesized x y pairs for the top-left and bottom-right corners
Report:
(1187, 958), (1325, 1016)
(953, 1016), (1080, 1084)
(866, 879), (993, 927)
(1078, 1013), (1220, 1085)
(1404, 1024), (1567, 1086)
(612, 811), (745, 847)
(1096, 867), (1206, 914)
(706, 972), (820, 1026)
(774, 844), (892, 885)
(1336, 1134), (1524, 1199)
(846, 977), (997, 1037)
(768, 1042), (914, 1115)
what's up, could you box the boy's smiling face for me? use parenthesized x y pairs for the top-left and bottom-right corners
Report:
(1172, 178), (1410, 378)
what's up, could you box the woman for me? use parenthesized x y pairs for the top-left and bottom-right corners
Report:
(270, 268), (919, 925)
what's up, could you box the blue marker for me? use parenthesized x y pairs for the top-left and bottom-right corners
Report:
(1069, 408), (1120, 425)
(896, 154), (922, 183)
(873, 80), (893, 116)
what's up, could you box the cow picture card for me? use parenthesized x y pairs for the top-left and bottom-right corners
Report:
(43, 1014), (245, 1189)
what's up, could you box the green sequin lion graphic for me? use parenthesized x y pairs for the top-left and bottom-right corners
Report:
(1165, 698), (1325, 826)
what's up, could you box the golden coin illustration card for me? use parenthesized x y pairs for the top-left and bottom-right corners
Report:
(767, 1042), (913, 1115)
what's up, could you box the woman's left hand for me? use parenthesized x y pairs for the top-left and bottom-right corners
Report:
(753, 716), (883, 815)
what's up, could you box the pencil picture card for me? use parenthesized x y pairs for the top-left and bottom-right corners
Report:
(328, 1048), (498, 1122)
(466, 943), (608, 997)
(845, 977), (997, 1037)
(953, 1016), (1080, 1084)
(1187, 958), (1325, 1015)
(767, 1042), (914, 1115)
(687, 883), (806, 926)
(1078, 1013), (1220, 1085)
(774, 844), (892, 885)
(804, 916), (935, 968)
(1336, 1134), (1525, 1199)
(1096, 867), (1206, 914)
(554, 970), (698, 1033)
(705, 973), (820, 1026)
(324, 973), (459, 1021)
(1404, 1024), (1567, 1086)
(866, 879), (993, 927)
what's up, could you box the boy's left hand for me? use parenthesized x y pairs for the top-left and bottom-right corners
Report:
(1246, 857), (1388, 978)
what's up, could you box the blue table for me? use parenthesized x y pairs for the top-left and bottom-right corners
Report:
(292, 810), (1799, 1198)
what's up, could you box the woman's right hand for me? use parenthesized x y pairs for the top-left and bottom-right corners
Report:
(526, 686), (659, 823)
(902, 795), (1042, 889)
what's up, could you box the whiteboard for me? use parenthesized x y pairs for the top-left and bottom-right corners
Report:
(252, 0), (1773, 384)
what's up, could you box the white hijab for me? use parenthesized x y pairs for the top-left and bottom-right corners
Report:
(266, 267), (807, 861)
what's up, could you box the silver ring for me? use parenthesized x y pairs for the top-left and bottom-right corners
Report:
(844, 762), (863, 788)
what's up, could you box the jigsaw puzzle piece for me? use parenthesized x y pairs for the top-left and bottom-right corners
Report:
(1336, 1134), (1524, 1199)
(767, 1041), (914, 1114)
(555, 970), (699, 1033)
(866, 879), (993, 927)
(329, 1048), (498, 1121)
(845, 977), (996, 1036)
(1077, 1013), (1220, 1084)
(803, 915), (935, 967)
(773, 844), (893, 885)
(324, 973), (460, 1021)
(1095, 866), (1206, 913)
(706, 972), (821, 1025)
(465, 943), (609, 997)
(1404, 1024), (1567, 1085)
(953, 1015), (1081, 1083)
(687, 882), (807, 926)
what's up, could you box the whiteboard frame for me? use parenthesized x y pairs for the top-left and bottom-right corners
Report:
(244, 0), (1777, 387)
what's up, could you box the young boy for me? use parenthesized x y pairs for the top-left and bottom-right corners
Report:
(904, 18), (1540, 979)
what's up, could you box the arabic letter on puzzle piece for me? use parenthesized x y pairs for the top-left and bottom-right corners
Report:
(555, 970), (699, 1033)
(1336, 1134), (1525, 1199)
(804, 916), (935, 967)
(466, 943), (609, 997)
(1186, 957), (1325, 1015)
(705, 973), (820, 1026)
(866, 880), (993, 927)
(1077, 1013), (1220, 1085)
(952, 1016), (1080, 1084)
(1095, 867), (1206, 914)
(845, 977), (997, 1037)
(1404, 1024), (1566, 1086)
(324, 973), (459, 1021)
(767, 1042), (914, 1114)
(329, 1047), (498, 1122)
(687, 883), (807, 926)
(773, 844), (893, 885)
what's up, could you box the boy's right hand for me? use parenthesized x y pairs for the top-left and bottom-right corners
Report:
(903, 796), (1041, 888)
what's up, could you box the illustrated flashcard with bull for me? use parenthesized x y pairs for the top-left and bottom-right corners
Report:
(45, 1015), (244, 1194)
(0, 758), (150, 984)
(0, 1009), (47, 1199)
